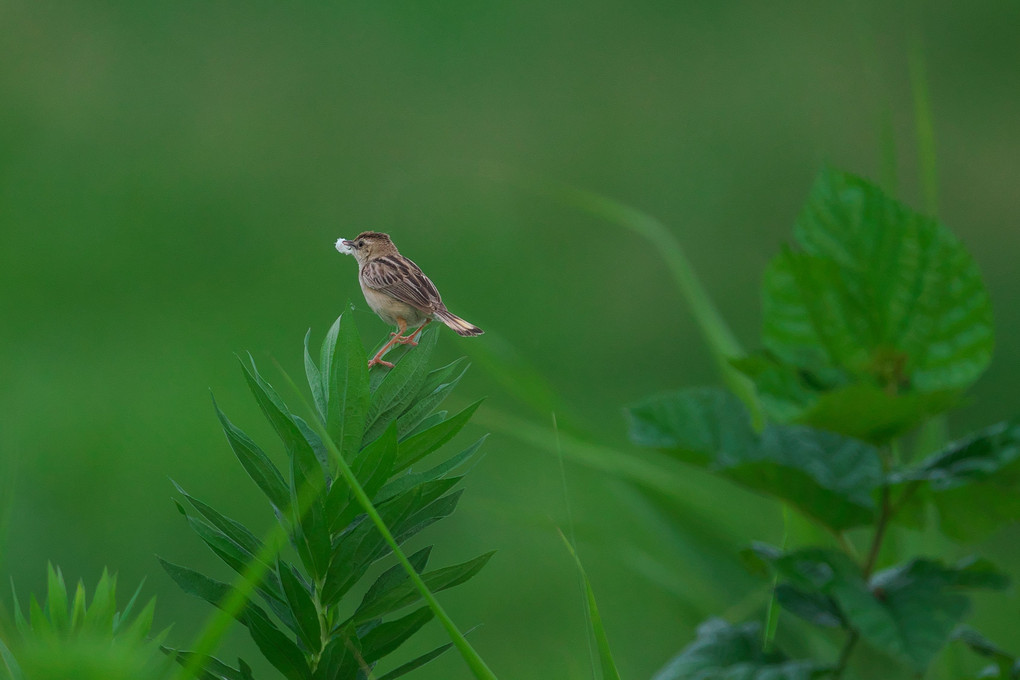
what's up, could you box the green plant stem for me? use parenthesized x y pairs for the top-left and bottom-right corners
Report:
(549, 184), (763, 428)
(864, 479), (891, 579)
(277, 364), (498, 680)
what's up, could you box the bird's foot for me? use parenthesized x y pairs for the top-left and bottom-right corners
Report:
(394, 335), (419, 346)
(368, 356), (395, 369)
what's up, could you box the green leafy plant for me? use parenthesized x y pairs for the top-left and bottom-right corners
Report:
(2, 564), (170, 680)
(160, 314), (494, 680)
(628, 168), (1016, 678)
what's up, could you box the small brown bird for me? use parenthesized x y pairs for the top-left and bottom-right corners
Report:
(336, 231), (483, 368)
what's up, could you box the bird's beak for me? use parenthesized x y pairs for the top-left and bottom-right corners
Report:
(342, 240), (355, 248)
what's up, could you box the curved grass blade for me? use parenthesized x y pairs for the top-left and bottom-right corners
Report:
(559, 529), (621, 680)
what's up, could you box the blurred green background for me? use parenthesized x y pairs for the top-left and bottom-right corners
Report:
(2, 1), (1019, 678)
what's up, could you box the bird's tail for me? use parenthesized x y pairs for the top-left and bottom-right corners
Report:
(434, 309), (483, 337)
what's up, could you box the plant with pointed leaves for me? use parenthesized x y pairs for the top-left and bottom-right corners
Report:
(628, 168), (1018, 678)
(1, 564), (170, 680)
(160, 315), (493, 680)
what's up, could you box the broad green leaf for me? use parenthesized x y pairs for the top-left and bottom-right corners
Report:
(396, 358), (470, 438)
(652, 618), (821, 680)
(775, 584), (844, 628)
(628, 388), (882, 531)
(314, 626), (361, 680)
(891, 419), (1020, 540)
(278, 562), (321, 655)
(360, 606), (434, 663)
(758, 547), (1009, 671)
(214, 398), (290, 514)
(395, 401), (484, 472)
(363, 328), (439, 444)
(323, 313), (370, 468)
(355, 551), (494, 623)
(750, 168), (993, 440)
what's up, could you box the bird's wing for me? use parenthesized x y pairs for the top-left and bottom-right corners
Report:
(362, 255), (443, 311)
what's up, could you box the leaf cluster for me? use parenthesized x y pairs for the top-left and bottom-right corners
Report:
(2, 565), (170, 680)
(161, 314), (491, 680)
(628, 168), (1016, 677)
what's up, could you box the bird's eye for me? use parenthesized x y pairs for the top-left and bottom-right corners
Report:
(357, 240), (365, 248)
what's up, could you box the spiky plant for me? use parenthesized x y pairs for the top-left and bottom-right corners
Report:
(161, 313), (493, 679)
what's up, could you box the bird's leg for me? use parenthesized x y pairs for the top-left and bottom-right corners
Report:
(369, 318), (408, 368)
(395, 318), (431, 346)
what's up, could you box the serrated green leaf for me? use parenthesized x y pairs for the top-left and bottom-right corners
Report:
(891, 419), (1020, 540)
(323, 313), (370, 469)
(753, 169), (993, 438)
(775, 584), (845, 628)
(184, 514), (285, 603)
(278, 562), (321, 655)
(653, 618), (821, 680)
(158, 558), (275, 631)
(214, 398), (290, 514)
(395, 400), (483, 472)
(355, 551), (493, 623)
(760, 547), (1008, 672)
(355, 546), (432, 621)
(45, 563), (69, 634)
(363, 328), (439, 444)
(628, 388), (882, 531)
(360, 606), (434, 663)
(403, 410), (447, 439)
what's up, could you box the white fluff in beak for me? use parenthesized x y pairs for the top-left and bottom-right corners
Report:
(335, 238), (354, 255)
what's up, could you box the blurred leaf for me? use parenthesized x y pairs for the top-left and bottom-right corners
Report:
(747, 168), (993, 440)
(323, 313), (370, 468)
(952, 627), (1020, 678)
(355, 551), (494, 623)
(278, 562), (321, 655)
(0, 637), (24, 680)
(304, 329), (325, 423)
(758, 547), (1009, 671)
(360, 606), (433, 664)
(775, 584), (845, 628)
(81, 569), (116, 634)
(395, 400), (483, 472)
(214, 398), (290, 516)
(628, 388), (882, 530)
(891, 419), (1020, 540)
(652, 618), (822, 680)
(560, 532), (621, 680)
(45, 564), (69, 634)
